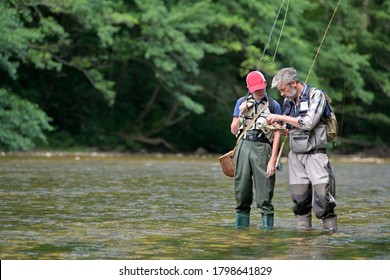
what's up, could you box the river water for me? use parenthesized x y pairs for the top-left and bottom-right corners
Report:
(0, 153), (389, 260)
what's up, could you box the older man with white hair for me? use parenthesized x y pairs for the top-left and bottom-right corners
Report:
(266, 67), (337, 231)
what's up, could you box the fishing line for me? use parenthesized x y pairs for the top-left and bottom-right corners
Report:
(263, 0), (290, 65)
(256, 0), (289, 69)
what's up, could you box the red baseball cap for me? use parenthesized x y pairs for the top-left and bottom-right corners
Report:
(246, 71), (267, 93)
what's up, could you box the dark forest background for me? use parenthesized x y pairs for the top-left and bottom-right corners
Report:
(1, 0), (389, 156)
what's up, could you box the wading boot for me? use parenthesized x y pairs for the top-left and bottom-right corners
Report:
(235, 211), (250, 228)
(297, 213), (312, 229)
(322, 216), (337, 231)
(261, 213), (274, 230)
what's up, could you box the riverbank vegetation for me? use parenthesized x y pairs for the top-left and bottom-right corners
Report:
(1, 0), (389, 156)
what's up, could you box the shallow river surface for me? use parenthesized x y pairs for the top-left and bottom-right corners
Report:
(0, 153), (389, 260)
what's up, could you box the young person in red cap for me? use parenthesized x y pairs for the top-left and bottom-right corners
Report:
(266, 67), (337, 231)
(230, 71), (282, 229)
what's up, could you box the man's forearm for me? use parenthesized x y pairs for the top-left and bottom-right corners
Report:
(268, 114), (300, 128)
(230, 117), (240, 135)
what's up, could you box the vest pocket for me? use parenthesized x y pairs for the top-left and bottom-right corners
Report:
(290, 133), (312, 153)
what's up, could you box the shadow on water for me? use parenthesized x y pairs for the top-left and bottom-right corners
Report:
(0, 154), (389, 259)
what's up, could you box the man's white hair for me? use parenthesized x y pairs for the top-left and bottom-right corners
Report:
(271, 67), (298, 88)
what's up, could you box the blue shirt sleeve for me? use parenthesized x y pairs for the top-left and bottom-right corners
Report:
(274, 100), (282, 115)
(233, 97), (245, 117)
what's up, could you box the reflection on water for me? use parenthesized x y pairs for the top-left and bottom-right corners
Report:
(0, 154), (389, 259)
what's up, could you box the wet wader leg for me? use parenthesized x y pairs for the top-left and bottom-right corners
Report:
(234, 141), (253, 228)
(252, 142), (275, 229)
(307, 153), (337, 231)
(261, 213), (274, 230)
(297, 212), (312, 229)
(323, 161), (337, 231)
(288, 152), (313, 229)
(236, 210), (250, 228)
(291, 184), (313, 229)
(312, 183), (337, 219)
(313, 183), (337, 231)
(327, 161), (336, 198)
(322, 215), (337, 231)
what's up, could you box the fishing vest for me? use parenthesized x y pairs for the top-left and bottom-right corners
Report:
(282, 84), (332, 153)
(283, 85), (332, 122)
(239, 95), (276, 143)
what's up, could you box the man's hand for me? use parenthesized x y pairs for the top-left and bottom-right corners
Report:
(267, 156), (277, 177)
(239, 101), (249, 113)
(266, 113), (281, 125)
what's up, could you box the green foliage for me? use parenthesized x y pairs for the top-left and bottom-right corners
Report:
(0, 89), (53, 151)
(0, 0), (389, 153)
(122, 0), (229, 114)
(0, 1), (39, 79)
